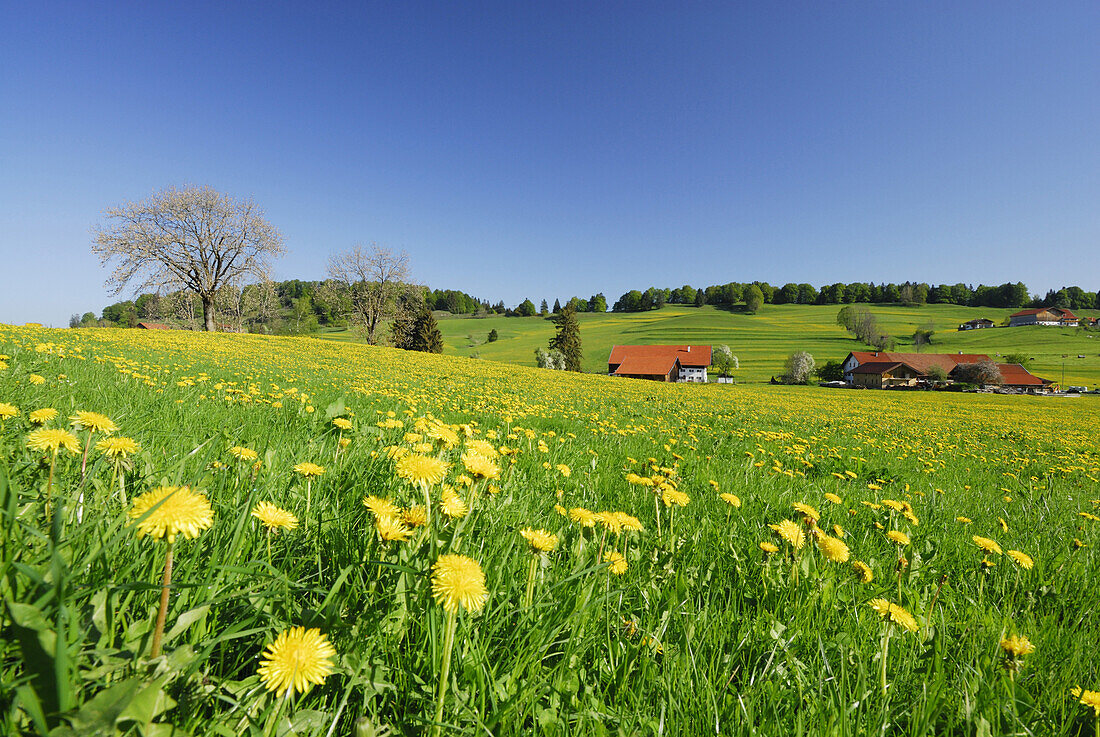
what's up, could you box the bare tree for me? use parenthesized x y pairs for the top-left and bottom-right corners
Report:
(323, 244), (414, 345)
(92, 186), (285, 332)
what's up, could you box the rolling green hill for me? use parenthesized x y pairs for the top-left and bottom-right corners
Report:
(320, 303), (1100, 387)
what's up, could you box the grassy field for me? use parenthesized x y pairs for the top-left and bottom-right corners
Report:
(320, 303), (1100, 387)
(2, 324), (1099, 736)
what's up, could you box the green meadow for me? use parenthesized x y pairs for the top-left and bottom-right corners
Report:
(320, 304), (1100, 387)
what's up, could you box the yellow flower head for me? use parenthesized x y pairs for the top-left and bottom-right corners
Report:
(332, 417), (353, 431)
(461, 450), (501, 480)
(569, 507), (597, 527)
(26, 428), (80, 455)
(868, 598), (919, 633)
(769, 519), (805, 549)
(817, 535), (850, 563)
(1000, 635), (1035, 658)
(759, 541), (780, 554)
(362, 495), (400, 519)
(1070, 687), (1100, 717)
(852, 560), (874, 583)
(29, 407), (58, 424)
(720, 492), (742, 508)
(887, 530), (910, 546)
(229, 446), (258, 462)
(1006, 550), (1034, 570)
(465, 439), (498, 458)
(662, 488), (690, 508)
(0, 402), (20, 420)
(973, 536), (1002, 555)
(604, 550), (628, 575)
(69, 411), (118, 435)
(257, 627), (336, 696)
(594, 510), (624, 535)
(401, 505), (428, 528)
(252, 501), (299, 532)
(431, 554), (489, 613)
(615, 512), (644, 532)
(375, 513), (411, 542)
(96, 436), (140, 458)
(129, 486), (214, 543)
(956, 516), (972, 524)
(793, 502), (820, 522)
(520, 527), (559, 553)
(556, 463), (571, 477)
(824, 492), (843, 505)
(440, 487), (468, 519)
(395, 453), (448, 486)
(28, 374), (46, 385)
(293, 462), (325, 477)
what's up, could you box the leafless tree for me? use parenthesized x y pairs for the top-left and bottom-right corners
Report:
(323, 244), (415, 345)
(92, 185), (285, 332)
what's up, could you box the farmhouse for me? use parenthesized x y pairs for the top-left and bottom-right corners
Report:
(958, 318), (995, 331)
(842, 351), (990, 383)
(136, 322), (171, 330)
(1008, 307), (1078, 327)
(850, 361), (925, 389)
(608, 345), (712, 383)
(958, 363), (1053, 391)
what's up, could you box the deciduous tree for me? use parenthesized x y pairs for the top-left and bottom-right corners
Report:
(92, 186), (284, 332)
(323, 244), (414, 345)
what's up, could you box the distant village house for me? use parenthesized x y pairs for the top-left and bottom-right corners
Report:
(608, 345), (712, 382)
(958, 318), (995, 331)
(842, 351), (1050, 391)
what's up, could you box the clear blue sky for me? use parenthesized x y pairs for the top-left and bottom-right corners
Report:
(2, 2), (1099, 326)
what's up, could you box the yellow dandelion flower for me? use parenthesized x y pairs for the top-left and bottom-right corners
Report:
(1000, 635), (1035, 658)
(26, 428), (80, 454)
(129, 486), (214, 543)
(662, 488), (690, 508)
(96, 436), (140, 458)
(69, 411), (117, 435)
(1006, 550), (1034, 570)
(431, 554), (489, 613)
(832, 524), (845, 538)
(556, 464), (571, 477)
(852, 560), (874, 583)
(1070, 687), (1100, 716)
(998, 517), (1009, 532)
(817, 535), (850, 563)
(0, 402), (20, 420)
(462, 450), (501, 480)
(440, 487), (468, 519)
(887, 530), (910, 546)
(720, 492), (742, 508)
(973, 536), (1002, 555)
(759, 541), (780, 554)
(868, 598), (919, 633)
(332, 417), (352, 431)
(882, 499), (905, 512)
(604, 550), (628, 575)
(465, 439), (498, 458)
(594, 510), (624, 534)
(824, 492), (843, 505)
(615, 512), (644, 532)
(520, 527), (559, 553)
(793, 502), (820, 522)
(257, 627), (336, 696)
(252, 501), (298, 532)
(769, 519), (805, 549)
(375, 513), (411, 542)
(362, 495), (400, 519)
(293, 462), (325, 477)
(569, 507), (597, 527)
(401, 505), (428, 528)
(981, 556), (996, 570)
(29, 407), (57, 424)
(395, 453), (448, 486)
(956, 516), (972, 524)
(28, 374), (46, 385)
(229, 446), (258, 462)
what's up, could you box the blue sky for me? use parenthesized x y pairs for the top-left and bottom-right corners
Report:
(2, 2), (1099, 326)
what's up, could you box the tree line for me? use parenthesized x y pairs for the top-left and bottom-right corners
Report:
(610, 281), (1100, 313)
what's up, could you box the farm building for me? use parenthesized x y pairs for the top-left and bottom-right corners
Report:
(608, 345), (712, 382)
(958, 318), (995, 331)
(136, 322), (171, 330)
(842, 351), (990, 383)
(1008, 307), (1078, 327)
(850, 361), (925, 389)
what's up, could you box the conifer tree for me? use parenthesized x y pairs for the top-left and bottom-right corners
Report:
(549, 304), (582, 371)
(414, 308), (444, 353)
(552, 298), (561, 313)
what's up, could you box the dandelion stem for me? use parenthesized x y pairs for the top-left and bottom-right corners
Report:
(432, 609), (459, 737)
(523, 554), (538, 610)
(264, 688), (291, 737)
(150, 541), (174, 658)
(880, 625), (892, 697)
(654, 494), (661, 540)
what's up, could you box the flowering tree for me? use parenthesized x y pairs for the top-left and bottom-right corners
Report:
(782, 351), (816, 384)
(92, 186), (284, 332)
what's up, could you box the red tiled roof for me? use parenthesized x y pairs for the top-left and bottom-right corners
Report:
(136, 322), (170, 330)
(612, 355), (679, 377)
(1010, 307), (1077, 319)
(996, 363), (1049, 386)
(846, 352), (990, 374)
(608, 345), (712, 368)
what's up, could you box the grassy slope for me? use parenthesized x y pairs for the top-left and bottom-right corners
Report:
(321, 304), (1100, 386)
